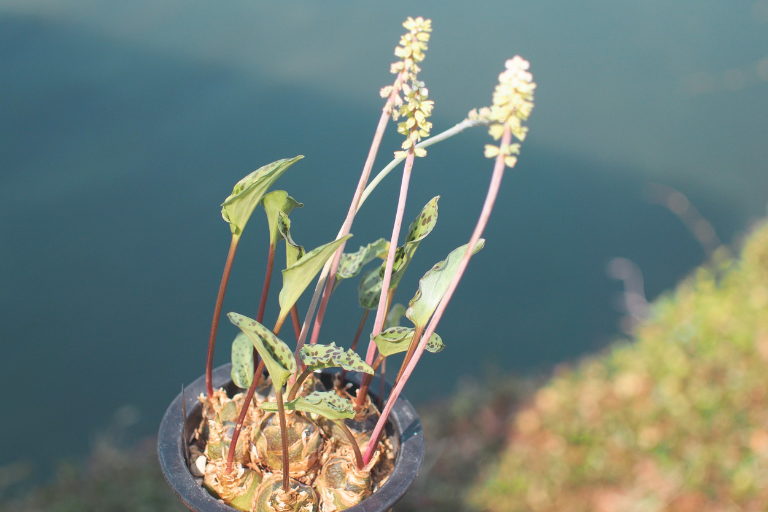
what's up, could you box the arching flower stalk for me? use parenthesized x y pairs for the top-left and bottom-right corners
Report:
(357, 80), (434, 407)
(295, 17), (432, 367)
(361, 79), (433, 370)
(363, 56), (536, 464)
(354, 22), (436, 411)
(356, 107), (492, 210)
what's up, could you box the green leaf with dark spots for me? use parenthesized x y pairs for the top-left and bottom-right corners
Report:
(261, 391), (355, 421)
(221, 156), (303, 236)
(425, 332), (445, 353)
(379, 246), (407, 285)
(231, 332), (254, 389)
(228, 312), (296, 390)
(262, 190), (302, 245)
(379, 196), (439, 289)
(371, 327), (444, 357)
(405, 196), (439, 244)
(334, 238), (389, 290)
(406, 239), (485, 329)
(278, 234), (353, 323)
(358, 268), (383, 310)
(371, 326), (414, 357)
(300, 342), (374, 374)
(276, 211), (305, 268)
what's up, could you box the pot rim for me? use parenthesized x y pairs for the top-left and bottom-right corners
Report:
(157, 363), (424, 512)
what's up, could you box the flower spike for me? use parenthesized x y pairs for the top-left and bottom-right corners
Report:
(382, 17), (433, 121)
(484, 56), (536, 167)
(394, 79), (434, 159)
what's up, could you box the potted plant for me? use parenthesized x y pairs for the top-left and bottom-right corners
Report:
(158, 15), (536, 512)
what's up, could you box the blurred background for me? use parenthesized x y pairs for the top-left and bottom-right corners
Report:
(1, 0), (767, 500)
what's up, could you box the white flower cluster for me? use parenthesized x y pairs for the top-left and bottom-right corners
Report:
(394, 80), (434, 159)
(380, 17), (432, 121)
(484, 56), (536, 168)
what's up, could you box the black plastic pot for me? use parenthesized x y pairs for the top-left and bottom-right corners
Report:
(158, 363), (424, 512)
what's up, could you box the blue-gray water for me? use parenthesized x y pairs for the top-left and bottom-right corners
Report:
(1, 3), (766, 482)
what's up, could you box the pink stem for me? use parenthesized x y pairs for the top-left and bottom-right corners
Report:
(309, 270), (333, 346)
(365, 151), (415, 366)
(294, 75), (405, 361)
(363, 127), (513, 464)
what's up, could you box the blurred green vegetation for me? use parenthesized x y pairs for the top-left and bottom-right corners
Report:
(0, 440), (187, 512)
(397, 374), (536, 512)
(473, 219), (768, 511)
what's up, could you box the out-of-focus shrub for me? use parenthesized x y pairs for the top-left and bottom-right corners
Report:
(473, 220), (768, 512)
(398, 375), (536, 512)
(0, 439), (188, 512)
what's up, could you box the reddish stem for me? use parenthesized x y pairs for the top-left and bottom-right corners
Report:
(287, 367), (313, 402)
(291, 305), (304, 374)
(385, 287), (395, 317)
(394, 324), (425, 387)
(273, 314), (287, 338)
(355, 354), (384, 410)
(253, 359), (266, 390)
(309, 271), (334, 346)
(340, 309), (369, 383)
(371, 354), (385, 373)
(206, 235), (240, 397)
(378, 358), (386, 411)
(225, 240), (278, 475)
(356, 373), (373, 410)
(335, 420), (364, 470)
(225, 363), (262, 474)
(257, 244), (275, 323)
(276, 388), (290, 492)
(224, 246), (296, 475)
(363, 126), (514, 465)
(295, 73), (405, 364)
(365, 152), (415, 366)
(357, 288), (394, 408)
(290, 305), (302, 342)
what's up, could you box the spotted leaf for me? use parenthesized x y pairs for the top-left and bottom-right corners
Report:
(262, 190), (302, 245)
(406, 239), (485, 329)
(425, 332), (445, 353)
(261, 391), (355, 421)
(358, 268), (383, 310)
(227, 312), (296, 390)
(371, 327), (444, 357)
(335, 238), (389, 289)
(300, 342), (374, 374)
(371, 326), (414, 357)
(379, 196), (439, 289)
(231, 332), (254, 389)
(221, 156), (303, 236)
(404, 196), (439, 245)
(278, 234), (353, 324)
(276, 211), (305, 268)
